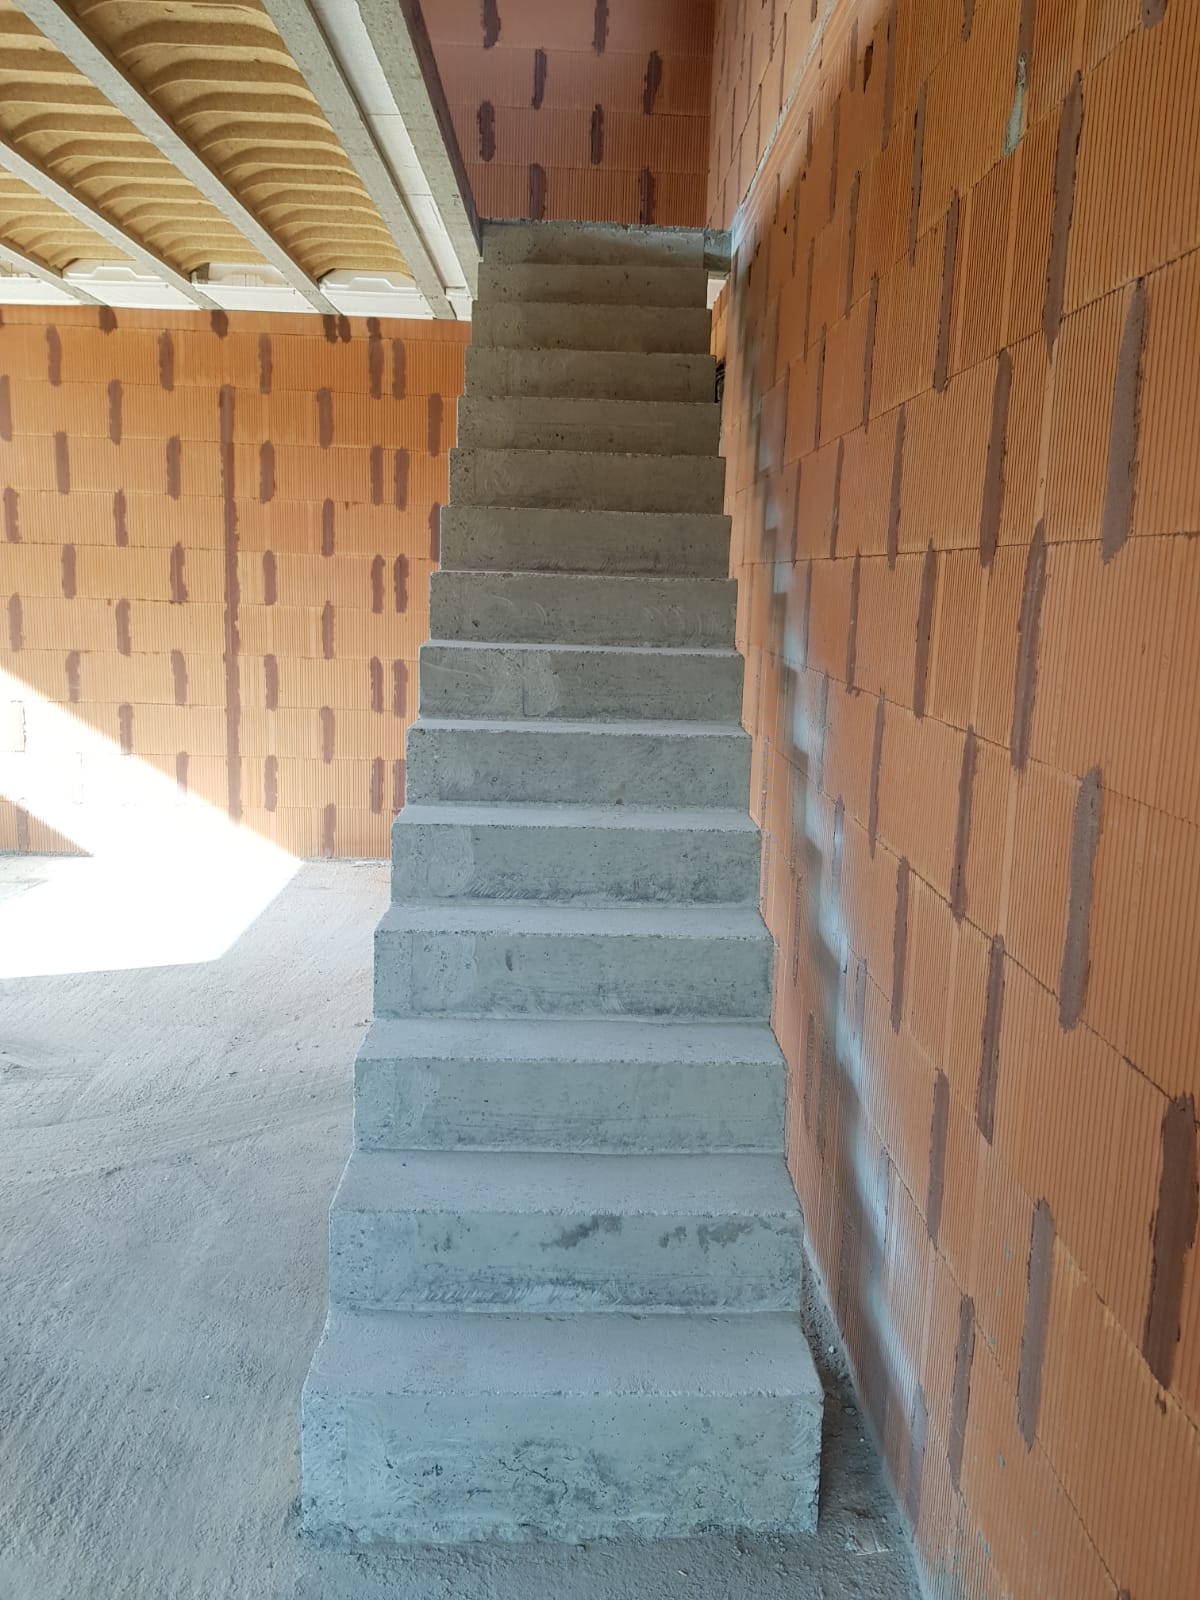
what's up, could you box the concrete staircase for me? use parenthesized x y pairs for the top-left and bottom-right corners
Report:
(301, 222), (822, 1544)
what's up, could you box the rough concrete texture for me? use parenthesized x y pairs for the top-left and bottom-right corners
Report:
(471, 301), (712, 355)
(428, 570), (738, 646)
(405, 718), (752, 807)
(449, 446), (726, 513)
(353, 1017), (786, 1152)
(439, 505), (733, 576)
(476, 261), (712, 305)
(0, 856), (921, 1599)
(373, 901), (774, 1018)
(480, 220), (709, 267)
(463, 346), (717, 402)
(456, 394), (721, 454)
(390, 802), (760, 904)
(418, 640), (744, 722)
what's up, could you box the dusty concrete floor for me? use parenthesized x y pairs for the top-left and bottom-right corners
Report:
(0, 855), (921, 1600)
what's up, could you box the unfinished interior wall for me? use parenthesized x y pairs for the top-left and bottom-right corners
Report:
(425, 0), (713, 226)
(1, 306), (466, 859)
(712, 0), (1200, 1594)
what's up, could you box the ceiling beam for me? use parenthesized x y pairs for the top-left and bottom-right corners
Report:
(0, 236), (103, 303)
(0, 138), (218, 309)
(12, 0), (338, 315)
(260, 0), (453, 318)
(357, 0), (480, 296)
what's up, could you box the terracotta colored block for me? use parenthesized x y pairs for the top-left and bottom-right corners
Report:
(1066, 11), (1200, 312)
(1135, 251), (1200, 542)
(875, 704), (963, 897)
(1125, 806), (1200, 1100)
(1041, 1246), (1200, 1599)
(994, 961), (1160, 1345)
(1004, 112), (1057, 347)
(960, 1331), (1121, 1600)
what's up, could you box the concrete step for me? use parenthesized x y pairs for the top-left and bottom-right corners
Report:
(428, 570), (736, 647)
(327, 1150), (805, 1313)
(482, 220), (710, 267)
(302, 1306), (822, 1541)
(456, 395), (720, 455)
(439, 505), (731, 577)
(418, 641), (743, 723)
(471, 301), (713, 356)
(477, 261), (710, 307)
(464, 346), (717, 402)
(354, 1017), (786, 1153)
(449, 447), (726, 514)
(405, 718), (752, 808)
(391, 803), (760, 905)
(373, 901), (774, 1019)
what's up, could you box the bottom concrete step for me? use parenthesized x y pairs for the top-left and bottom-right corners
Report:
(302, 1306), (822, 1542)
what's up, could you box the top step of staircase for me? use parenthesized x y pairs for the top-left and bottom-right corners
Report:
(483, 220), (731, 270)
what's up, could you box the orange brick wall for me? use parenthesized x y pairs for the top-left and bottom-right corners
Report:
(713, 1), (1200, 1595)
(1, 305), (466, 859)
(426, 0), (713, 226)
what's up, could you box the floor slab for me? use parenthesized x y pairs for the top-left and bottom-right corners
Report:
(0, 855), (921, 1600)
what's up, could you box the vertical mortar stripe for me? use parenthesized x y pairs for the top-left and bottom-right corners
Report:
(321, 601), (335, 660)
(1057, 766), (1102, 1029)
(869, 692), (885, 856)
(845, 172), (861, 315)
(54, 432), (70, 495)
(927, 1071), (950, 1245)
(828, 97), (841, 221)
(643, 51), (663, 114)
(317, 389), (334, 449)
(0, 375), (10, 441)
(862, 275), (879, 426)
(322, 803), (336, 857)
(2, 486), (17, 543)
(368, 319), (384, 398)
(532, 49), (547, 108)
(948, 1295), (976, 1490)
(529, 164), (548, 220)
(219, 384), (242, 823)
(905, 1384), (928, 1525)
(169, 542), (187, 603)
(908, 84), (927, 263)
(320, 706), (335, 763)
(158, 331), (174, 391)
(891, 857), (910, 1032)
(108, 379), (122, 444)
(264, 754), (278, 811)
(1010, 521), (1047, 767)
(1044, 75), (1083, 350)
(882, 0), (897, 148)
(639, 169), (656, 225)
(590, 105), (604, 163)
(846, 551), (861, 687)
(258, 334), (272, 394)
(171, 650), (188, 706)
(371, 556), (385, 613)
(1100, 280), (1148, 564)
(934, 193), (960, 391)
(1017, 1199), (1055, 1448)
(1143, 1094), (1199, 1386)
(979, 350), (1013, 566)
(913, 544), (937, 717)
(321, 499), (335, 557)
(46, 326), (62, 385)
(61, 543), (76, 599)
(803, 1011), (816, 1132)
(831, 439), (845, 559)
(887, 406), (906, 567)
(978, 934), (1005, 1140)
(951, 726), (977, 921)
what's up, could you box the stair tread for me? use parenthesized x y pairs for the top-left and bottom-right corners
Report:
(309, 1305), (820, 1398)
(377, 901), (770, 937)
(425, 639), (740, 659)
(396, 802), (756, 831)
(359, 1015), (784, 1066)
(334, 1148), (803, 1217)
(412, 716), (746, 737)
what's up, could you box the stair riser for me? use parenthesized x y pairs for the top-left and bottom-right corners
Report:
(450, 448), (726, 514)
(405, 725), (752, 807)
(418, 644), (744, 723)
(439, 506), (731, 577)
(391, 819), (760, 905)
(373, 926), (774, 1018)
(481, 222), (709, 268)
(464, 347), (717, 402)
(329, 1207), (804, 1314)
(429, 571), (736, 648)
(477, 261), (710, 306)
(355, 1056), (785, 1153)
(302, 1388), (820, 1542)
(456, 396), (720, 455)
(472, 302), (712, 355)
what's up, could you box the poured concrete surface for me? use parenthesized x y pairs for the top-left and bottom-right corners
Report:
(0, 855), (921, 1600)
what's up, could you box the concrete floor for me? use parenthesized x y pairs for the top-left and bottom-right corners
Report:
(0, 855), (921, 1600)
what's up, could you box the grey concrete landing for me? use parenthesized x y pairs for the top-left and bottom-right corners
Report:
(438, 505), (733, 577)
(0, 856), (922, 1600)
